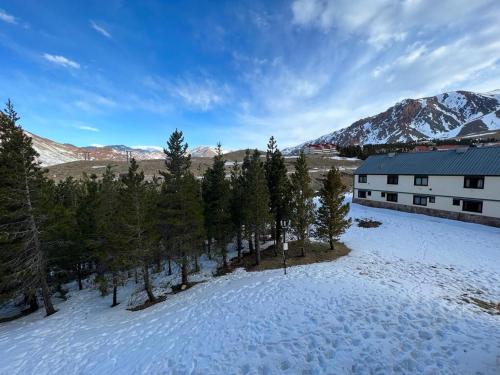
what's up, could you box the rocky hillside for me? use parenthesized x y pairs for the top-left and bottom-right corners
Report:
(25, 132), (226, 166)
(285, 90), (500, 154)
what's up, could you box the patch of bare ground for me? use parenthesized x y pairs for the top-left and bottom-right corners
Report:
(228, 240), (351, 272)
(355, 218), (382, 228)
(127, 295), (168, 311)
(460, 293), (500, 315)
(128, 281), (206, 311)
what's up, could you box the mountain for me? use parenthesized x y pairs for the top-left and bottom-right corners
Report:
(24, 132), (228, 166)
(188, 146), (232, 158)
(284, 90), (500, 154)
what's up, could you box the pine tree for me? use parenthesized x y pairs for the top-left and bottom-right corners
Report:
(121, 158), (158, 303)
(95, 166), (129, 307)
(74, 174), (100, 290)
(265, 136), (291, 249)
(243, 150), (270, 265)
(0, 100), (56, 316)
(290, 151), (315, 256)
(159, 130), (205, 285)
(229, 161), (245, 260)
(44, 177), (82, 291)
(202, 144), (231, 269)
(315, 168), (351, 250)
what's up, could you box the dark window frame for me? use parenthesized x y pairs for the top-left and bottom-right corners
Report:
(428, 196), (435, 203)
(414, 175), (428, 186)
(386, 193), (398, 202)
(452, 198), (460, 206)
(358, 174), (367, 183)
(357, 190), (367, 199)
(464, 176), (484, 189)
(381, 192), (386, 198)
(387, 175), (399, 185)
(413, 195), (427, 206)
(462, 200), (483, 213)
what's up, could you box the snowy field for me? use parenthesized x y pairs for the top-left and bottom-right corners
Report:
(0, 200), (499, 374)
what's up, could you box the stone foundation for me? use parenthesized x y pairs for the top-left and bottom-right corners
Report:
(352, 198), (500, 228)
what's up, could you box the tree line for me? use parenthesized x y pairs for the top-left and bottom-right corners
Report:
(0, 101), (350, 317)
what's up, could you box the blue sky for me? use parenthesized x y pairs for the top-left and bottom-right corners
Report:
(1, 0), (499, 150)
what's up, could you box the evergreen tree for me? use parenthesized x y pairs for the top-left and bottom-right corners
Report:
(0, 100), (56, 316)
(290, 152), (315, 256)
(243, 150), (270, 265)
(315, 168), (351, 250)
(121, 158), (158, 303)
(95, 166), (129, 307)
(265, 136), (291, 249)
(159, 130), (205, 285)
(202, 144), (231, 269)
(74, 174), (100, 289)
(229, 161), (245, 260)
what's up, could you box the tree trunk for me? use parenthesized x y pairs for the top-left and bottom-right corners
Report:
(168, 256), (172, 276)
(25, 291), (39, 313)
(77, 264), (83, 290)
(111, 274), (119, 307)
(181, 252), (188, 285)
(237, 228), (242, 260)
(255, 230), (261, 265)
(222, 244), (228, 270)
(23, 169), (56, 316)
(194, 255), (200, 273)
(155, 254), (161, 273)
(142, 264), (156, 303)
(249, 235), (254, 254)
(134, 269), (138, 284)
(329, 237), (334, 250)
(207, 239), (212, 260)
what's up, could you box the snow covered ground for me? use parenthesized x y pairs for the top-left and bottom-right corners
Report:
(0, 200), (499, 374)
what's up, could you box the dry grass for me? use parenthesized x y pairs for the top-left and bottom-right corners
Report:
(46, 153), (361, 189)
(230, 240), (351, 272)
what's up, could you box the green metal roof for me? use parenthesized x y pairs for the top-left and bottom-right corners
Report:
(354, 147), (500, 176)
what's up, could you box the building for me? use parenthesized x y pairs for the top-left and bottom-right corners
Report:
(303, 143), (338, 155)
(353, 147), (500, 227)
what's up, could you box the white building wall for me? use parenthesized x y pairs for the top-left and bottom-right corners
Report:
(354, 174), (500, 218)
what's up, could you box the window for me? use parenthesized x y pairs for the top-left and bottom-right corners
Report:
(381, 192), (386, 198)
(367, 191), (371, 196)
(387, 175), (399, 184)
(464, 176), (484, 189)
(453, 198), (460, 206)
(414, 175), (428, 186)
(358, 174), (367, 183)
(358, 190), (367, 198)
(428, 196), (435, 203)
(386, 193), (398, 202)
(462, 200), (482, 213)
(413, 195), (427, 206)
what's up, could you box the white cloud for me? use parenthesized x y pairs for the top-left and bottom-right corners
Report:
(77, 125), (99, 132)
(0, 9), (16, 24)
(171, 79), (229, 111)
(43, 53), (80, 69)
(90, 144), (104, 148)
(90, 21), (111, 39)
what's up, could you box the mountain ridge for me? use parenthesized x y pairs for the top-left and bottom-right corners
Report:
(284, 89), (500, 154)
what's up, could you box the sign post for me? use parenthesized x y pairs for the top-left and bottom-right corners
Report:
(281, 220), (291, 275)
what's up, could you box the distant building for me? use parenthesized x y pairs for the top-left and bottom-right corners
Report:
(303, 143), (338, 155)
(353, 147), (500, 227)
(413, 145), (431, 152)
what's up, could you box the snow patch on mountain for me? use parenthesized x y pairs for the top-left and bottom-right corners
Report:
(284, 89), (500, 154)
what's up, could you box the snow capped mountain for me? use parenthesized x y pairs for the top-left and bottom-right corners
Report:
(23, 132), (228, 166)
(188, 146), (232, 158)
(22, 133), (165, 167)
(284, 90), (500, 154)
